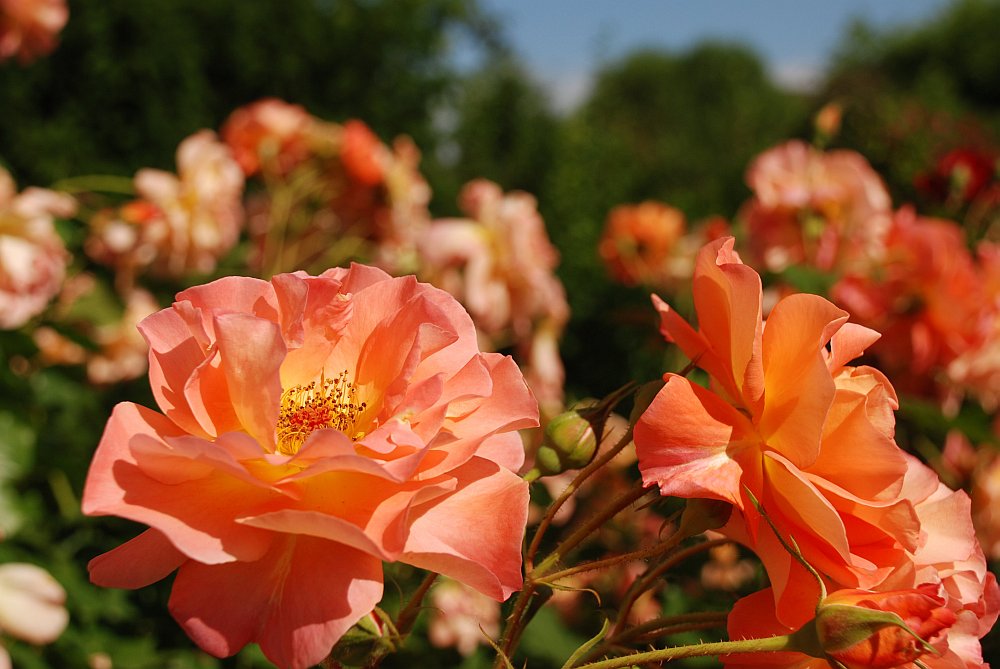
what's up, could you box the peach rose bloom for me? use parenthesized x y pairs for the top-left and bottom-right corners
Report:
(0, 167), (75, 329)
(878, 455), (1000, 669)
(419, 179), (568, 413)
(220, 98), (315, 177)
(972, 450), (1000, 561)
(83, 266), (537, 669)
(635, 237), (917, 627)
(130, 130), (245, 277)
(742, 140), (892, 274)
(725, 456), (999, 669)
(943, 240), (1000, 411)
(0, 0), (67, 64)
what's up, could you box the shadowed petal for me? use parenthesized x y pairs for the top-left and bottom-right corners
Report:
(635, 374), (754, 505)
(169, 536), (382, 669)
(89, 529), (186, 589)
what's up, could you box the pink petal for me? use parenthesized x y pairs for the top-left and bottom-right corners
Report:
(401, 457), (528, 600)
(169, 536), (382, 669)
(175, 275), (278, 321)
(82, 402), (186, 515)
(213, 312), (285, 450)
(83, 403), (276, 564)
(139, 308), (220, 438)
(89, 529), (186, 589)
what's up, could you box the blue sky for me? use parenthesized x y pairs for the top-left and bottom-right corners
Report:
(466, 0), (955, 110)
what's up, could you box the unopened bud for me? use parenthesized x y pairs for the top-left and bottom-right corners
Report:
(813, 586), (955, 669)
(326, 611), (394, 667)
(536, 407), (599, 476)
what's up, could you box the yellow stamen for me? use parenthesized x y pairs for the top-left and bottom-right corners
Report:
(275, 370), (366, 455)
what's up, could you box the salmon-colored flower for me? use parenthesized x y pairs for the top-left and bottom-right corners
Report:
(741, 140), (892, 274)
(87, 131), (245, 280)
(0, 166), (75, 329)
(724, 585), (955, 669)
(82, 266), (537, 669)
(599, 201), (686, 287)
(0, 0), (67, 64)
(832, 208), (985, 403)
(635, 237), (917, 627)
(971, 449), (1000, 561)
(879, 454), (1000, 669)
(341, 120), (386, 187)
(419, 179), (568, 416)
(220, 98), (314, 177)
(135, 130), (245, 275)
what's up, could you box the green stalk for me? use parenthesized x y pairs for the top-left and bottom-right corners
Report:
(571, 634), (795, 669)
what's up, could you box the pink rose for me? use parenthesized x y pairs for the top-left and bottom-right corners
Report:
(83, 265), (538, 669)
(0, 167), (75, 329)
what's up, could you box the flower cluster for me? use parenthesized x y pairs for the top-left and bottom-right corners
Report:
(85, 130), (245, 283)
(635, 238), (998, 668)
(0, 165), (75, 329)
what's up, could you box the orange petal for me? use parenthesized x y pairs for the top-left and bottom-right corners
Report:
(759, 293), (846, 467)
(400, 457), (528, 601)
(89, 529), (186, 589)
(168, 536), (382, 668)
(635, 375), (754, 505)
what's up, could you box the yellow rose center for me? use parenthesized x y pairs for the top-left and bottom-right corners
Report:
(275, 370), (366, 455)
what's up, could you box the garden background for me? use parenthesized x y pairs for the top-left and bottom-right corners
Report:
(2, 0), (1000, 666)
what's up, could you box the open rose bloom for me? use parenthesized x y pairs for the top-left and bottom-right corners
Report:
(635, 237), (998, 666)
(741, 140), (892, 274)
(82, 265), (537, 668)
(86, 130), (245, 280)
(419, 179), (569, 417)
(0, 166), (75, 329)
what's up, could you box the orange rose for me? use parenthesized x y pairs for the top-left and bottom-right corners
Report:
(83, 266), (538, 668)
(636, 237), (916, 627)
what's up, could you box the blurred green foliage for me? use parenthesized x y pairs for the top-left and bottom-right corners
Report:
(0, 0), (499, 185)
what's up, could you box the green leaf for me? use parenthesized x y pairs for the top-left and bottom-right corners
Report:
(560, 617), (610, 669)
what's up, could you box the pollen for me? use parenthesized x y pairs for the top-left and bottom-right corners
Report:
(275, 370), (366, 455)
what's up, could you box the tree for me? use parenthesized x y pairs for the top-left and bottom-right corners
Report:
(0, 0), (500, 185)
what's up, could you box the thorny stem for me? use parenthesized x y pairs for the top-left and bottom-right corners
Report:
(612, 537), (729, 637)
(494, 478), (651, 668)
(525, 423), (636, 571)
(538, 524), (682, 584)
(570, 634), (796, 669)
(535, 483), (652, 575)
(582, 611), (729, 662)
(394, 571), (438, 638)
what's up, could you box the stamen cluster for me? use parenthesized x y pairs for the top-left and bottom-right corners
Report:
(276, 369), (365, 454)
